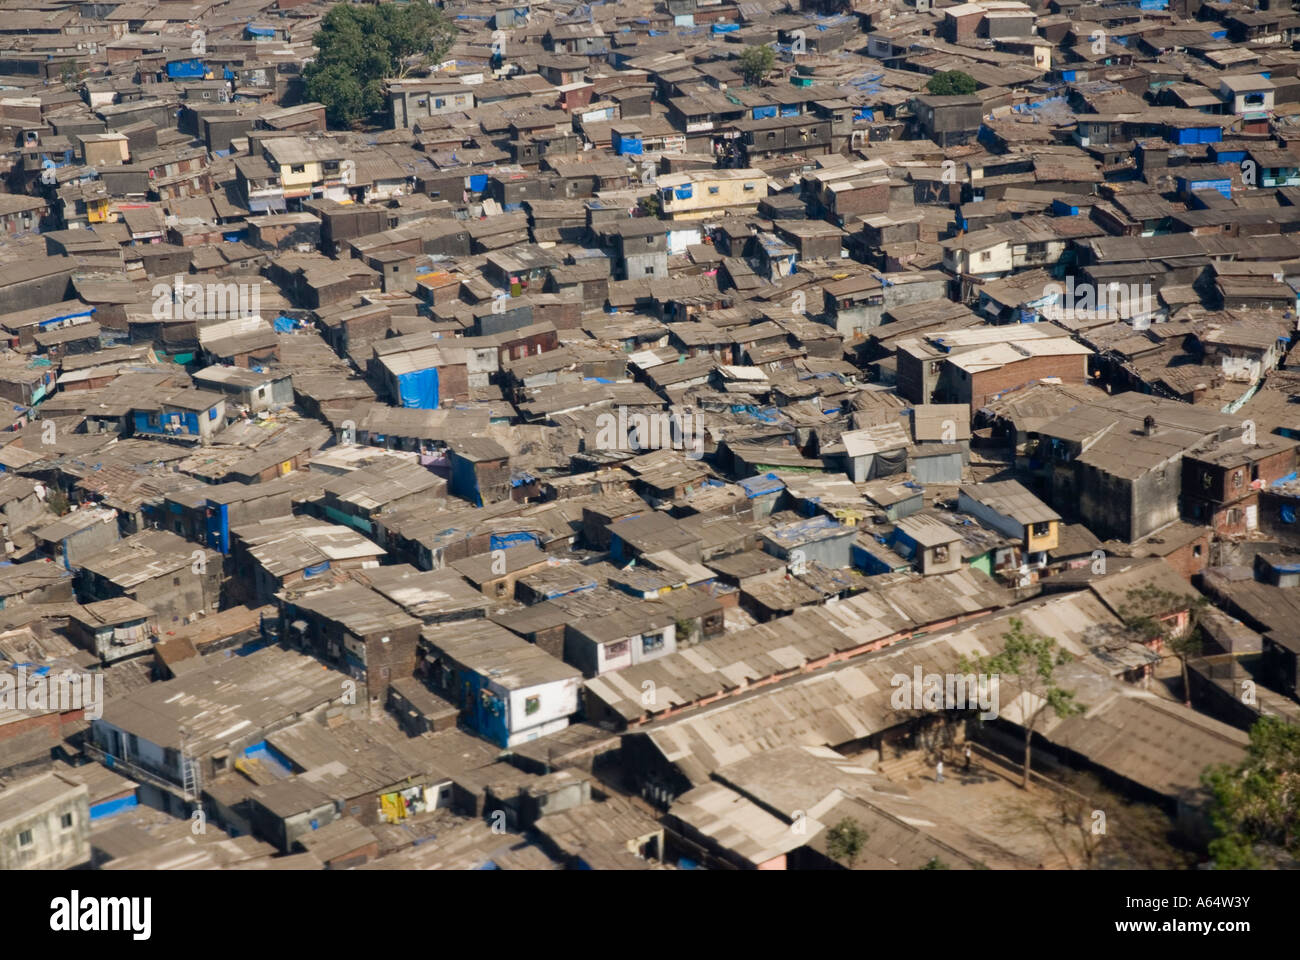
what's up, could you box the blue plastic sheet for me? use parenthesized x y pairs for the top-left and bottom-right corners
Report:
(90, 795), (138, 821)
(741, 473), (784, 498)
(490, 532), (539, 550)
(397, 367), (440, 409)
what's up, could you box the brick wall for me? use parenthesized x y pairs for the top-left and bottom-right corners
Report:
(1159, 532), (1211, 580)
(964, 354), (1088, 408)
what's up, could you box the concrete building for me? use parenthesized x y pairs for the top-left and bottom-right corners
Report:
(0, 772), (90, 870)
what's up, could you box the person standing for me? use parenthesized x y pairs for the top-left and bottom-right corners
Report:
(964, 743), (972, 772)
(936, 759), (944, 783)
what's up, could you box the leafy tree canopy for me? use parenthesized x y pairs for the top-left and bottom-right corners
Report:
(305, 3), (456, 128)
(1120, 584), (1209, 706)
(1203, 716), (1300, 869)
(1120, 584), (1208, 648)
(926, 70), (977, 96)
(738, 45), (776, 87)
(960, 617), (1082, 790)
(825, 817), (868, 866)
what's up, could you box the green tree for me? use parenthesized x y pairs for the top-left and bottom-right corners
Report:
(639, 191), (662, 219)
(960, 618), (1083, 791)
(921, 856), (950, 870)
(738, 45), (776, 87)
(1120, 585), (1209, 707)
(1203, 716), (1300, 869)
(304, 3), (456, 128)
(45, 488), (70, 516)
(926, 70), (977, 96)
(825, 817), (868, 867)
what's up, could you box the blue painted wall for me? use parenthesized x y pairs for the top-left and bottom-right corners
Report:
(450, 455), (481, 507)
(456, 666), (509, 746)
(206, 501), (229, 554)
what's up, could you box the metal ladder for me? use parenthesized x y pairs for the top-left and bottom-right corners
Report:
(181, 751), (201, 802)
(179, 728), (201, 804)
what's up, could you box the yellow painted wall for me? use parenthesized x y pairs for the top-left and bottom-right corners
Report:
(664, 176), (764, 218)
(1026, 520), (1059, 553)
(278, 161), (322, 194)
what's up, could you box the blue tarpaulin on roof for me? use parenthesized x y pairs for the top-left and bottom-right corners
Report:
(712, 23), (739, 33)
(1180, 176), (1231, 198)
(247, 25), (275, 36)
(491, 532), (539, 550)
(38, 308), (95, 329)
(90, 794), (138, 820)
(752, 105), (778, 119)
(847, 72), (884, 94)
(242, 741), (295, 775)
(273, 315), (297, 332)
(773, 515), (840, 538)
(1013, 96), (1066, 114)
(166, 58), (206, 79)
(730, 404), (780, 423)
(469, 174), (488, 192)
(741, 472), (785, 498)
(397, 366), (439, 409)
